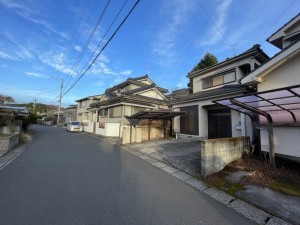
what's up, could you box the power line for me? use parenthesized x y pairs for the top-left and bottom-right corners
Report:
(255, 0), (296, 44)
(62, 0), (141, 98)
(196, 0), (236, 55)
(158, 2), (223, 85)
(75, 0), (129, 80)
(63, 0), (111, 93)
(38, 0), (82, 91)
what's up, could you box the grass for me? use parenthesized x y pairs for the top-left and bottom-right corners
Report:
(200, 155), (300, 198)
(270, 178), (300, 197)
(19, 132), (31, 143)
(197, 171), (246, 196)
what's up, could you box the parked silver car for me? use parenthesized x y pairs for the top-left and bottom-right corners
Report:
(66, 121), (83, 132)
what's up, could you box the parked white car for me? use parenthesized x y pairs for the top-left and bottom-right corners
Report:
(66, 121), (83, 132)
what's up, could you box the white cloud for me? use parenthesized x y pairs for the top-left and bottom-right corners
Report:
(0, 0), (67, 38)
(2, 30), (35, 60)
(40, 51), (74, 75)
(74, 45), (82, 52)
(120, 70), (132, 76)
(151, 1), (197, 67)
(0, 50), (16, 60)
(25, 72), (48, 78)
(198, 0), (233, 46)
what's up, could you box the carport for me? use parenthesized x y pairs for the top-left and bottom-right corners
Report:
(125, 110), (186, 143)
(214, 84), (300, 167)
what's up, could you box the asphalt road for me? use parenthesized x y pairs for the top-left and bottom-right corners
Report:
(0, 125), (255, 225)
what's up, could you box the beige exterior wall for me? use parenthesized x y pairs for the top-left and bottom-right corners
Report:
(192, 57), (261, 93)
(138, 89), (165, 100)
(258, 56), (300, 91)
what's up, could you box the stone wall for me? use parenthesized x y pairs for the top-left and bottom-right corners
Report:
(0, 133), (20, 154)
(200, 136), (250, 176)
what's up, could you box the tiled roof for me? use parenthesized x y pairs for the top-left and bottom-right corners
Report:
(167, 88), (190, 99)
(90, 93), (169, 108)
(266, 13), (300, 42)
(189, 45), (269, 78)
(172, 84), (250, 104)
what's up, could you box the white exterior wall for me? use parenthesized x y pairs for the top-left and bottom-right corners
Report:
(95, 123), (120, 137)
(231, 110), (242, 137)
(260, 127), (300, 158)
(173, 99), (248, 139)
(258, 56), (300, 91)
(258, 54), (300, 159)
(83, 122), (94, 133)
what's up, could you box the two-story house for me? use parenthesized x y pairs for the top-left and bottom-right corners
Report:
(75, 95), (102, 125)
(86, 75), (170, 137)
(172, 45), (269, 142)
(64, 104), (77, 123)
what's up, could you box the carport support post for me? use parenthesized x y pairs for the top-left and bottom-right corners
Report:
(267, 120), (275, 167)
(148, 119), (153, 141)
(130, 123), (132, 143)
(170, 118), (173, 138)
(230, 99), (276, 168)
(163, 119), (166, 138)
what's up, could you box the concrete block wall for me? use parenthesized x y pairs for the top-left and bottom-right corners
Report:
(122, 127), (142, 144)
(200, 136), (250, 176)
(141, 127), (166, 141)
(0, 134), (20, 154)
(0, 126), (21, 134)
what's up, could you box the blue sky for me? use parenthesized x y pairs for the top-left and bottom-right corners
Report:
(0, 0), (299, 107)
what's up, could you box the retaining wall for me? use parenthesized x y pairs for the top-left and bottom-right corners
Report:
(200, 136), (250, 176)
(0, 133), (20, 154)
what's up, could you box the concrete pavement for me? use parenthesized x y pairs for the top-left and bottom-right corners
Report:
(120, 138), (299, 225)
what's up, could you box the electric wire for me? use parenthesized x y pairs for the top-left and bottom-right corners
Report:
(62, 0), (141, 98)
(75, 0), (129, 79)
(196, 0), (237, 55)
(63, 0), (111, 93)
(158, 2), (223, 86)
(255, 0), (296, 45)
(60, 0), (103, 91)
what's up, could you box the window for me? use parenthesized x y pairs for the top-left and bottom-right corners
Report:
(80, 100), (87, 108)
(202, 71), (236, 89)
(99, 108), (108, 117)
(109, 106), (122, 118)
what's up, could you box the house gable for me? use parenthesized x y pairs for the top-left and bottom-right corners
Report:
(267, 13), (300, 50)
(241, 41), (300, 90)
(190, 45), (269, 93)
(135, 88), (168, 101)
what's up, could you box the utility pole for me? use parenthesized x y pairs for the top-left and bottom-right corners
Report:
(52, 77), (63, 126)
(34, 97), (36, 113)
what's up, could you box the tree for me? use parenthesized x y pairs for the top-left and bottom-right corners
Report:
(0, 95), (15, 105)
(187, 52), (218, 93)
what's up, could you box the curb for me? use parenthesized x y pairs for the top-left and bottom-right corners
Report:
(0, 138), (32, 171)
(121, 144), (295, 225)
